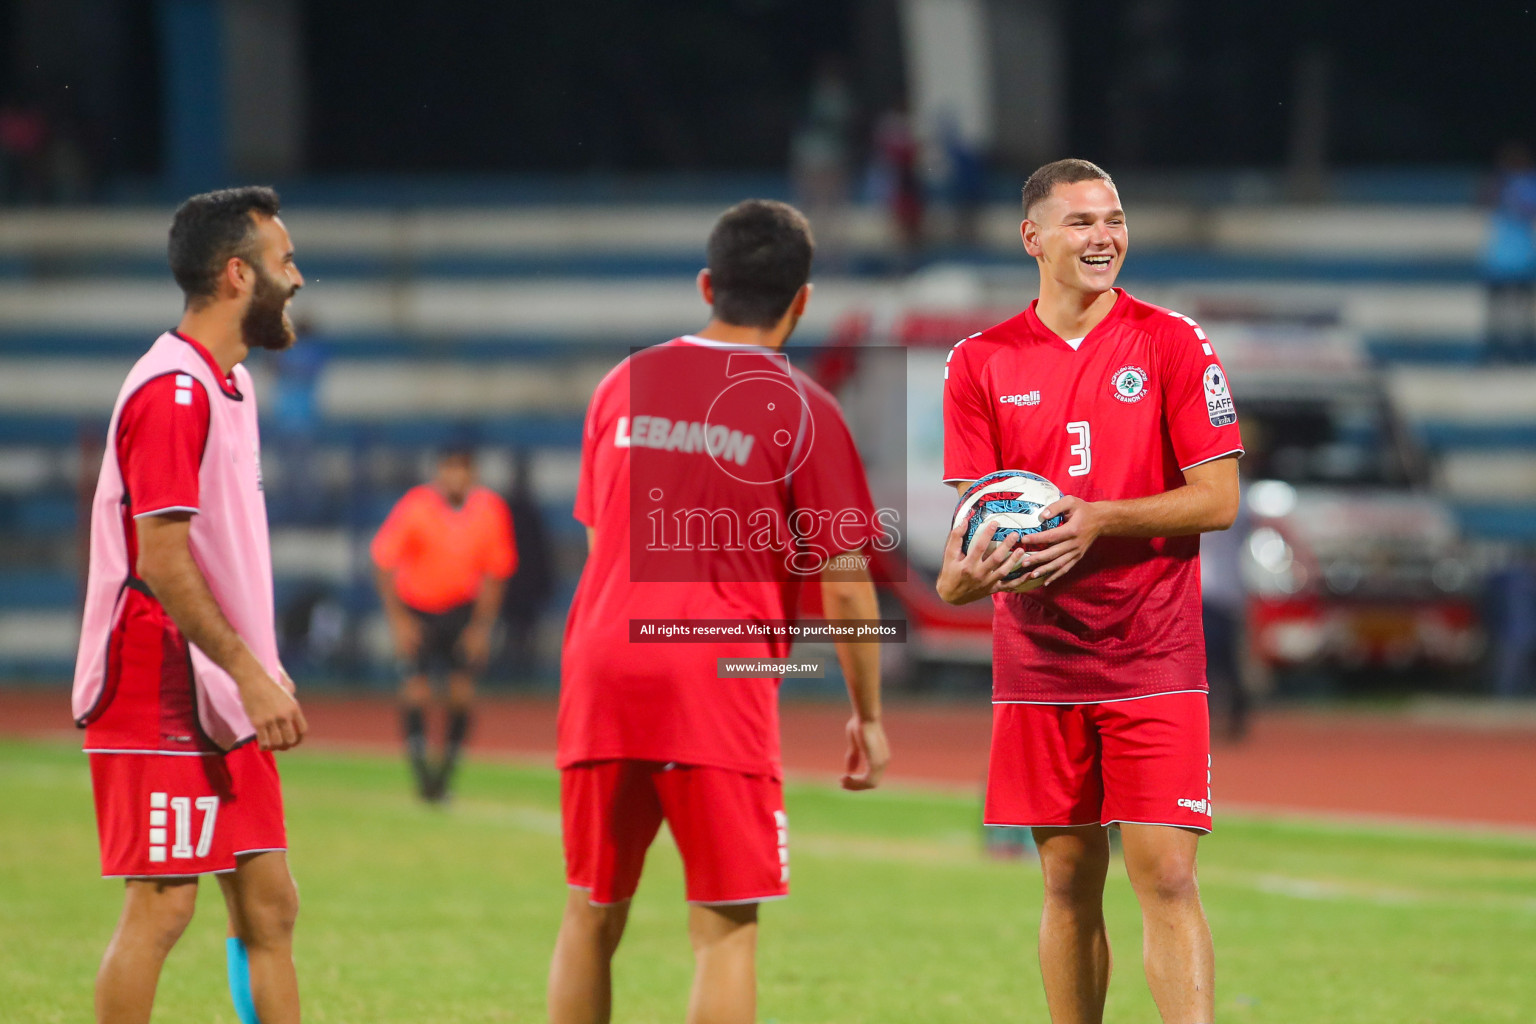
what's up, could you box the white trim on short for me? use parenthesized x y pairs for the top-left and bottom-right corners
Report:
(941, 477), (975, 485)
(83, 748), (220, 757)
(983, 820), (1100, 829)
(103, 867), (236, 879)
(992, 689), (1208, 706)
(232, 847), (288, 858)
(1178, 447), (1245, 472)
(1104, 818), (1212, 834)
(569, 883), (633, 909)
(132, 505), (200, 519)
(688, 893), (790, 907)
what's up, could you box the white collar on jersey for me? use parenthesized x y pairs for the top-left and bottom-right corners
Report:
(1063, 336), (1086, 351)
(678, 334), (780, 353)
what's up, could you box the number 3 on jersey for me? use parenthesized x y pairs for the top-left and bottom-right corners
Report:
(1066, 421), (1091, 477)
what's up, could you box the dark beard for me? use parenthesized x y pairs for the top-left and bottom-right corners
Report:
(241, 269), (296, 352)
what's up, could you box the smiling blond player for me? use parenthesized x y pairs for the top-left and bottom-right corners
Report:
(937, 159), (1244, 1024)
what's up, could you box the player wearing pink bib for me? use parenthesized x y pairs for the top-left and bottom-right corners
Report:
(549, 200), (889, 1024)
(939, 160), (1241, 1024)
(73, 187), (307, 1024)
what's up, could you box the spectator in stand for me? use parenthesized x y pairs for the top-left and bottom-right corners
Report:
(0, 94), (49, 203)
(871, 107), (925, 269)
(1482, 142), (1536, 363)
(938, 110), (987, 248)
(791, 56), (857, 270)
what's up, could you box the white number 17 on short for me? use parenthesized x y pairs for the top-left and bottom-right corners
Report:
(149, 791), (219, 863)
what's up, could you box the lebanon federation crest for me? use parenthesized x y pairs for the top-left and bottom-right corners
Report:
(1110, 364), (1150, 403)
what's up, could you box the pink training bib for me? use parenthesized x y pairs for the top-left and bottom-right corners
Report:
(74, 332), (281, 751)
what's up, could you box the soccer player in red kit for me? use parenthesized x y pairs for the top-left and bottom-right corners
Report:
(72, 187), (307, 1024)
(938, 159), (1242, 1024)
(549, 200), (890, 1024)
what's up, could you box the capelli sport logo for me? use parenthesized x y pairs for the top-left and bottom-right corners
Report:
(1111, 365), (1149, 403)
(1178, 797), (1211, 816)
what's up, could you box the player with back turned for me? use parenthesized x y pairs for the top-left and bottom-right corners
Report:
(72, 187), (307, 1024)
(549, 199), (890, 1024)
(938, 159), (1243, 1024)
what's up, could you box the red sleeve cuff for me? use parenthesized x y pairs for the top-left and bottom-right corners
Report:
(117, 375), (209, 518)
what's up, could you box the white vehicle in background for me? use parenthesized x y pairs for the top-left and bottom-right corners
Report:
(1235, 372), (1482, 673)
(820, 300), (1484, 686)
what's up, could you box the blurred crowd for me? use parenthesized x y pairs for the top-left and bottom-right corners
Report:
(0, 91), (94, 204)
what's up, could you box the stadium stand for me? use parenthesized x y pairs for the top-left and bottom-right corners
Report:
(2, 189), (1532, 682)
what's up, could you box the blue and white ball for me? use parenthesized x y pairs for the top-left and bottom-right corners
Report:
(953, 470), (1064, 584)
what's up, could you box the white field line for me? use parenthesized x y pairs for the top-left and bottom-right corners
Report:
(402, 797), (1536, 916)
(12, 746), (1535, 914)
(12, 734), (1536, 845)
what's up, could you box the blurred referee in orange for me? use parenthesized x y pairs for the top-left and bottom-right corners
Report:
(372, 447), (517, 801)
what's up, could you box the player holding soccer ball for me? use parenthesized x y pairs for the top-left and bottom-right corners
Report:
(72, 188), (306, 1024)
(938, 159), (1243, 1024)
(549, 200), (889, 1024)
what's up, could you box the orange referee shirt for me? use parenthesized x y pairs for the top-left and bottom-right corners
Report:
(371, 485), (517, 613)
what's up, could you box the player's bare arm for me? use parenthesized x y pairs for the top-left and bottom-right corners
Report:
(820, 555), (888, 790)
(461, 573), (506, 668)
(373, 565), (422, 661)
(136, 512), (308, 751)
(1011, 454), (1241, 590)
(935, 482), (1031, 605)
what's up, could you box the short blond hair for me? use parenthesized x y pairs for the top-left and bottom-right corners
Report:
(1021, 159), (1114, 218)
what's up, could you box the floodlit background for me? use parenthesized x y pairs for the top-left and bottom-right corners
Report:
(2, 3), (1536, 1021)
(2, 1), (1534, 696)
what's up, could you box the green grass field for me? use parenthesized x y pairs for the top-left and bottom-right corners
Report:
(3, 737), (1534, 1023)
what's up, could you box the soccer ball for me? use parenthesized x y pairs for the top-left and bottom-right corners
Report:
(952, 470), (1064, 586)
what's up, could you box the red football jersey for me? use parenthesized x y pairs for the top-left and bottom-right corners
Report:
(560, 336), (883, 778)
(943, 289), (1243, 702)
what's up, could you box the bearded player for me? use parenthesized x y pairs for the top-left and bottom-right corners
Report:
(938, 159), (1242, 1024)
(549, 199), (889, 1024)
(73, 187), (307, 1024)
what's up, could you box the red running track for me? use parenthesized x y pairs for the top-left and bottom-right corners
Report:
(6, 690), (1535, 830)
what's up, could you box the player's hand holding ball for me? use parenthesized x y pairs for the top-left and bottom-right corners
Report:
(1004, 493), (1104, 591)
(936, 518), (1026, 604)
(939, 471), (1064, 602)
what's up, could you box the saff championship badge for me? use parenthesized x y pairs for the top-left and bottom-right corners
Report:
(1203, 364), (1237, 426)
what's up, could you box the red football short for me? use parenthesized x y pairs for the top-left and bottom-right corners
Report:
(985, 691), (1212, 833)
(89, 743), (287, 878)
(562, 760), (789, 905)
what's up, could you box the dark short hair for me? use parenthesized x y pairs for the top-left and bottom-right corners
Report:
(168, 186), (282, 305)
(1021, 159), (1114, 219)
(705, 200), (814, 328)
